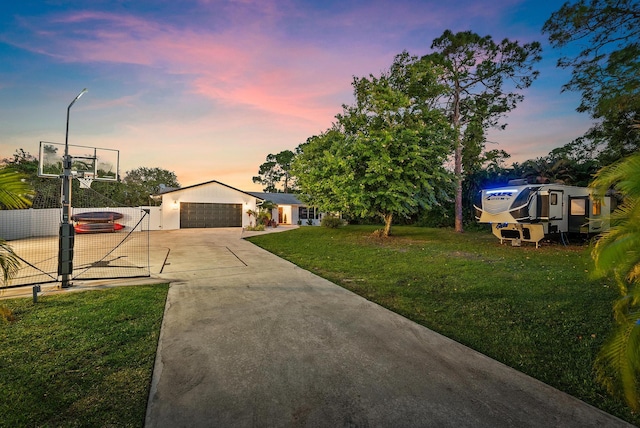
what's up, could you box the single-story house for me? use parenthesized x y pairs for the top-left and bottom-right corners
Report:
(153, 180), (322, 230)
(246, 192), (321, 226)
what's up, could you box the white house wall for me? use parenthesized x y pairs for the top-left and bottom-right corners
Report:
(161, 182), (259, 230)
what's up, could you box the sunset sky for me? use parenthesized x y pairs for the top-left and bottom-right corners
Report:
(0, 0), (591, 190)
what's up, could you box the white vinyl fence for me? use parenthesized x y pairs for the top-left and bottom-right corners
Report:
(0, 206), (162, 241)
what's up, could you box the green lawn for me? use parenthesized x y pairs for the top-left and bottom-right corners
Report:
(247, 225), (639, 426)
(0, 284), (169, 427)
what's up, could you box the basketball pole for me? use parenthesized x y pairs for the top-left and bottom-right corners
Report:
(59, 88), (87, 288)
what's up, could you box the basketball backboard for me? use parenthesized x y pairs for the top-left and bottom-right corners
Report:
(38, 141), (119, 181)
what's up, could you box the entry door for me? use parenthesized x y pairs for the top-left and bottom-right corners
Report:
(568, 197), (588, 233)
(278, 207), (283, 224)
(548, 191), (563, 220)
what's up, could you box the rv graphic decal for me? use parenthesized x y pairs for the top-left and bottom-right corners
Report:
(485, 191), (515, 200)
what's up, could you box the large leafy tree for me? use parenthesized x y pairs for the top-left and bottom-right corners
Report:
(122, 167), (180, 206)
(252, 150), (296, 193)
(293, 129), (348, 214)
(543, 0), (640, 163)
(2, 149), (39, 179)
(421, 30), (542, 232)
(0, 166), (34, 284)
(590, 151), (640, 411)
(293, 53), (453, 236)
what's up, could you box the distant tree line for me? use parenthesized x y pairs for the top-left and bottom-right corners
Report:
(0, 149), (180, 208)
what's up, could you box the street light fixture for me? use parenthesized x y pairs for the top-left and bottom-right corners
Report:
(59, 88), (87, 288)
(64, 88), (87, 164)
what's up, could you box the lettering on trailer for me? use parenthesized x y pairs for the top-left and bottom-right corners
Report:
(485, 189), (517, 201)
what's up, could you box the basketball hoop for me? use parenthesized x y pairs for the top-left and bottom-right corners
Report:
(38, 141), (120, 182)
(78, 175), (94, 189)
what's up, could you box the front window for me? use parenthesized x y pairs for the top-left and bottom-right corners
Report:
(299, 207), (319, 220)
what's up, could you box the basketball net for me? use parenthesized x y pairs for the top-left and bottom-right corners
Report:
(78, 177), (94, 189)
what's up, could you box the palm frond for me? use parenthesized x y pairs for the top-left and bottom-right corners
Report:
(630, 265), (640, 283)
(591, 152), (640, 412)
(591, 152), (640, 199)
(593, 232), (640, 281)
(591, 158), (640, 283)
(595, 315), (640, 412)
(0, 239), (21, 284)
(0, 167), (34, 209)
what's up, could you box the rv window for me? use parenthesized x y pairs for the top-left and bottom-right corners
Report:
(550, 193), (558, 205)
(570, 199), (586, 216)
(593, 200), (602, 216)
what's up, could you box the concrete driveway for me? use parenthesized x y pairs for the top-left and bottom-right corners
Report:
(144, 228), (631, 427)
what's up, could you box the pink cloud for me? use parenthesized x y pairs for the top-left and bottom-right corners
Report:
(16, 9), (358, 129)
(7, 1), (530, 134)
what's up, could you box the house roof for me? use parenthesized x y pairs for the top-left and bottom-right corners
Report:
(247, 192), (303, 205)
(155, 184), (180, 194)
(154, 179), (259, 199)
(152, 179), (308, 206)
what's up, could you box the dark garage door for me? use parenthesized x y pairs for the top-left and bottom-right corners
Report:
(180, 202), (242, 228)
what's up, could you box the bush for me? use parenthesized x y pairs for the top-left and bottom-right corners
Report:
(245, 224), (266, 231)
(321, 215), (343, 228)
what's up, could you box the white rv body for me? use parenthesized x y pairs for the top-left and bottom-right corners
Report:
(474, 184), (613, 247)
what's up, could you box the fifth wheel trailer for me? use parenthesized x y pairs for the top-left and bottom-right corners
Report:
(474, 183), (614, 247)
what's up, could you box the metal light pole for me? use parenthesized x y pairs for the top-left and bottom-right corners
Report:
(59, 88), (87, 288)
